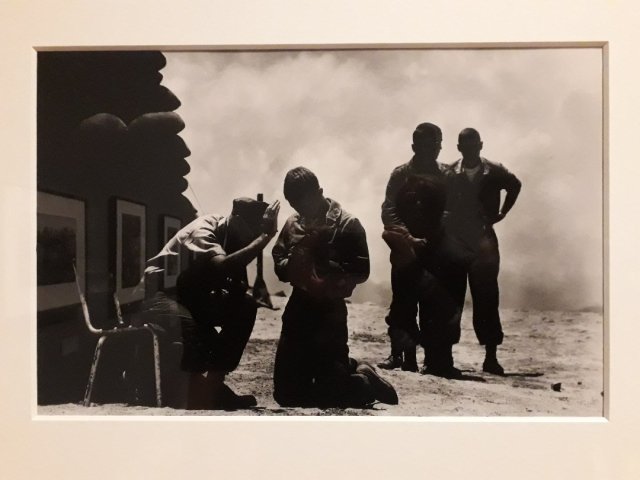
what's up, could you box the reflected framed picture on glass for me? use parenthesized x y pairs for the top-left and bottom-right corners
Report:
(37, 191), (86, 311)
(162, 215), (181, 289)
(113, 198), (146, 304)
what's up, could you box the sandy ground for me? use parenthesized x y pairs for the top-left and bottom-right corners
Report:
(38, 296), (603, 417)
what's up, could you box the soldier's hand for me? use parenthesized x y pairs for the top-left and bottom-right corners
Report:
(387, 225), (425, 245)
(384, 225), (421, 244)
(384, 224), (410, 236)
(383, 228), (417, 266)
(409, 236), (428, 250)
(261, 200), (280, 236)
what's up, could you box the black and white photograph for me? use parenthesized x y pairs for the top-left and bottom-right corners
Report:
(6, 1), (640, 479)
(35, 46), (604, 417)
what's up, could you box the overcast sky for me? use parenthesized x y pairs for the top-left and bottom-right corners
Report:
(162, 48), (603, 311)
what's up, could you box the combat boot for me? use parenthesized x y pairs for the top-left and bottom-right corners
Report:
(356, 362), (399, 405)
(421, 344), (462, 379)
(378, 353), (403, 370)
(401, 348), (418, 372)
(482, 344), (505, 375)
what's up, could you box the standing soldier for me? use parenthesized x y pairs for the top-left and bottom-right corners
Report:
(378, 122), (448, 372)
(444, 128), (522, 374)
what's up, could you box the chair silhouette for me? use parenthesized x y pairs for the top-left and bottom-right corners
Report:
(73, 265), (162, 407)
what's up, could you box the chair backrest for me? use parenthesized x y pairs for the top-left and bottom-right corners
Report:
(113, 293), (126, 326)
(72, 262), (103, 335)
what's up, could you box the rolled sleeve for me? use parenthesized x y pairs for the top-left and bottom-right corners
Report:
(147, 214), (227, 266)
(181, 215), (227, 257)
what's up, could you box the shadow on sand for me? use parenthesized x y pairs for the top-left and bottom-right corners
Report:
(502, 371), (545, 378)
(459, 368), (545, 379)
(425, 370), (487, 382)
(456, 373), (487, 382)
(248, 404), (382, 415)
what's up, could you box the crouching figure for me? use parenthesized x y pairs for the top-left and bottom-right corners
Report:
(148, 196), (280, 410)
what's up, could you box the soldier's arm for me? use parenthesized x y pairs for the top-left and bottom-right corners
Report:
(271, 219), (293, 282)
(336, 217), (370, 285)
(499, 165), (522, 217)
(311, 218), (369, 299)
(381, 168), (408, 228)
(212, 200), (280, 273)
(210, 232), (273, 273)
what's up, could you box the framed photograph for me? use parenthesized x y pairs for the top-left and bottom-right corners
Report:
(34, 47), (604, 423)
(162, 215), (181, 289)
(114, 198), (146, 304)
(5, 1), (640, 479)
(36, 191), (85, 311)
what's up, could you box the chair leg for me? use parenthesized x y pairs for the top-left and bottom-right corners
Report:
(149, 330), (162, 407)
(84, 336), (106, 407)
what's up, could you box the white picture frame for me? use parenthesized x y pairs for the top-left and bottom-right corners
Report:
(4, 1), (639, 479)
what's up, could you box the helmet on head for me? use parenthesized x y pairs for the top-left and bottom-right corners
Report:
(231, 197), (269, 231)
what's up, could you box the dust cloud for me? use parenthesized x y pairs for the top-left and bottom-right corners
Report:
(161, 48), (602, 311)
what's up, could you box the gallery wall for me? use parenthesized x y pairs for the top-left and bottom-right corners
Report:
(37, 51), (196, 404)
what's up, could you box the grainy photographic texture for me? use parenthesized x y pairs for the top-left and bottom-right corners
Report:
(37, 47), (604, 416)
